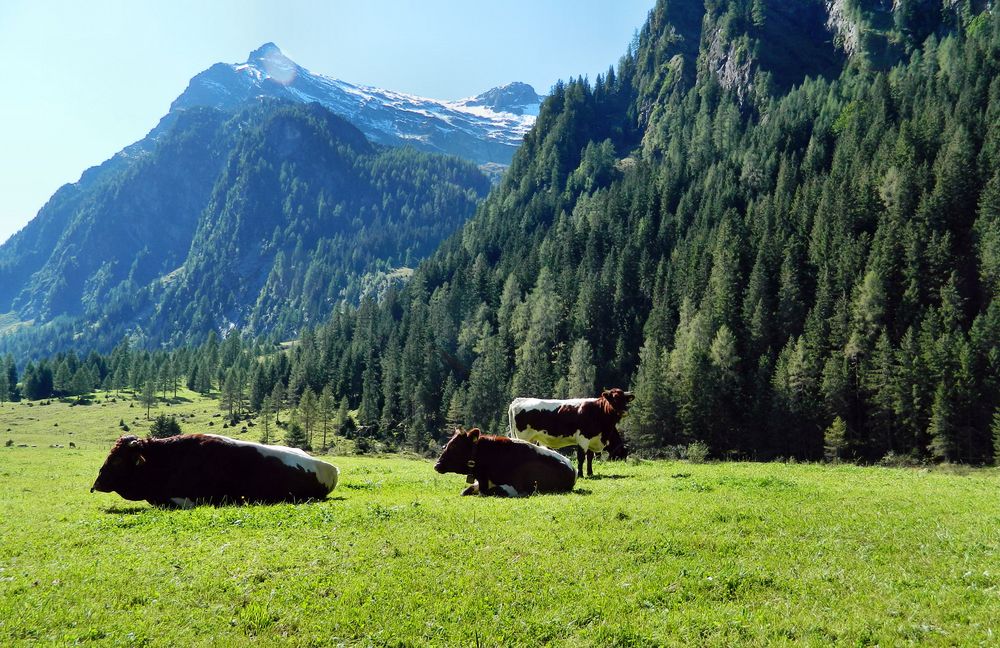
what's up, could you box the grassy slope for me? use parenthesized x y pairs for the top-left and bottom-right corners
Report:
(1, 392), (998, 646)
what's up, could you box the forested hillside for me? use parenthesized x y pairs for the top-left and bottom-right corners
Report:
(279, 0), (997, 462)
(0, 101), (489, 356)
(6, 0), (999, 465)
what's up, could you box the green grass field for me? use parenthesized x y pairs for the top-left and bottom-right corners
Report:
(2, 391), (998, 646)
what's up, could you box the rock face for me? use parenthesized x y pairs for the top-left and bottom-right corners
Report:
(454, 82), (544, 116)
(167, 43), (541, 166)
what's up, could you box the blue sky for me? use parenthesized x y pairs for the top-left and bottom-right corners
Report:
(0, 0), (653, 245)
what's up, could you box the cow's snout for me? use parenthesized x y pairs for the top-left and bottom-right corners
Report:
(433, 461), (446, 474)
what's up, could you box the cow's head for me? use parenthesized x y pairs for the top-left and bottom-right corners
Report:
(434, 428), (480, 475)
(91, 435), (147, 494)
(602, 426), (631, 461)
(601, 388), (635, 417)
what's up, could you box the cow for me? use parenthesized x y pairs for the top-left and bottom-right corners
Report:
(434, 428), (576, 497)
(91, 433), (339, 507)
(508, 388), (633, 477)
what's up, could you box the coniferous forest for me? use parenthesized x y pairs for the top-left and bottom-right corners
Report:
(4, 0), (1000, 464)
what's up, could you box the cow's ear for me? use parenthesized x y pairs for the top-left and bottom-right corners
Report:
(468, 428), (481, 442)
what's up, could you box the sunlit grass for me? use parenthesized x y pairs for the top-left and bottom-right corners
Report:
(1, 392), (998, 645)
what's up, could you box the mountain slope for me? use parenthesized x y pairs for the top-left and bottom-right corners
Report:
(0, 101), (489, 355)
(298, 0), (999, 463)
(166, 43), (541, 166)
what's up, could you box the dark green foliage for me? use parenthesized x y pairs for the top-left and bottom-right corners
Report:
(149, 414), (182, 439)
(285, 422), (308, 450)
(253, 0), (995, 462)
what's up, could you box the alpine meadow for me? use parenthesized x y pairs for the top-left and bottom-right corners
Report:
(2, 0), (1000, 646)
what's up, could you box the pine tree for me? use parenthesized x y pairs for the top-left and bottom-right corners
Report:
(566, 338), (597, 398)
(627, 341), (672, 450)
(4, 356), (17, 402)
(318, 385), (335, 450)
(285, 422), (308, 450)
(512, 269), (563, 397)
(299, 387), (318, 449)
(142, 379), (156, 420)
(70, 368), (91, 400)
(54, 362), (72, 395)
(338, 396), (355, 438)
(927, 383), (956, 462)
(466, 335), (511, 433)
(149, 414), (182, 439)
(992, 408), (1000, 466)
(824, 416), (847, 462)
(259, 396), (274, 444)
(270, 382), (286, 424)
(0, 365), (8, 405)
(221, 371), (238, 420)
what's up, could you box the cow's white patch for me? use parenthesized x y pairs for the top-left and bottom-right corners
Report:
(508, 397), (603, 454)
(202, 434), (339, 491)
(486, 479), (521, 498)
(170, 497), (195, 509)
(496, 484), (519, 497)
(508, 437), (575, 470)
(509, 397), (587, 413)
(508, 399), (606, 453)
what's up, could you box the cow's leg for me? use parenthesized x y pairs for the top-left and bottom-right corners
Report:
(576, 447), (585, 477)
(461, 480), (480, 496)
(587, 450), (594, 477)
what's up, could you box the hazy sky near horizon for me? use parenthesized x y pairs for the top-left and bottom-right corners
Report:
(0, 0), (652, 245)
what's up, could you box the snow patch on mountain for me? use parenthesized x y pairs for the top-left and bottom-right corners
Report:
(169, 43), (541, 166)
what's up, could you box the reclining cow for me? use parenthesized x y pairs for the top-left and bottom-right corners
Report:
(508, 388), (633, 477)
(91, 433), (339, 507)
(434, 428), (576, 496)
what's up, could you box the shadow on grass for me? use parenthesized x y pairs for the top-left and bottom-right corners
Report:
(572, 488), (593, 496)
(102, 506), (147, 515)
(584, 473), (629, 480)
(104, 496), (345, 513)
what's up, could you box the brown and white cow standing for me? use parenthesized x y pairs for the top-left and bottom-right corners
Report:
(508, 388), (633, 477)
(434, 428), (576, 496)
(91, 434), (339, 507)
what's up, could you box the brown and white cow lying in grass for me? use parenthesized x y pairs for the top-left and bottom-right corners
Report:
(91, 434), (339, 507)
(508, 388), (633, 477)
(434, 428), (576, 497)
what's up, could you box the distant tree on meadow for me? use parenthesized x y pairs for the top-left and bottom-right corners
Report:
(141, 379), (156, 420)
(149, 413), (182, 439)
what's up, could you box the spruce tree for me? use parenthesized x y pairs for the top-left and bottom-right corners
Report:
(285, 422), (308, 450)
(142, 379), (157, 420)
(259, 396), (274, 444)
(566, 338), (597, 398)
(992, 408), (1000, 466)
(824, 417), (847, 463)
(318, 385), (335, 450)
(299, 387), (318, 449)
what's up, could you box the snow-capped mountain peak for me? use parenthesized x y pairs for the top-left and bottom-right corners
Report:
(169, 44), (541, 166)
